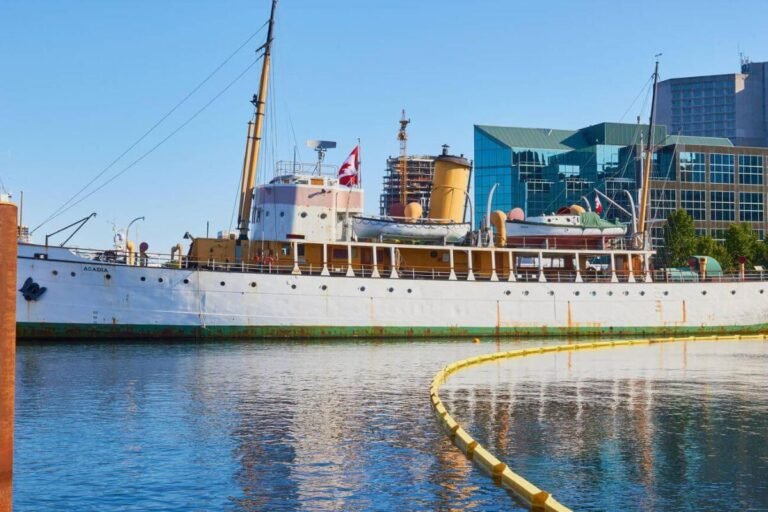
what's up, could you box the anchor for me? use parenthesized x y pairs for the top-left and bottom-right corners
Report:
(19, 277), (46, 301)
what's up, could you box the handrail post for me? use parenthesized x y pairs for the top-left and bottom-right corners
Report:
(507, 250), (516, 282)
(321, 243), (330, 276)
(389, 247), (399, 279)
(537, 251), (546, 282)
(627, 253), (636, 283)
(466, 249), (475, 281)
(644, 253), (653, 283)
(489, 249), (498, 281)
(610, 253), (619, 283)
(574, 251), (583, 283)
(346, 243), (355, 277)
(291, 241), (301, 275)
(449, 248), (457, 281)
(371, 244), (380, 278)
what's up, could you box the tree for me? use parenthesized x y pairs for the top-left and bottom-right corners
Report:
(723, 223), (761, 269)
(661, 209), (697, 267)
(695, 236), (730, 269)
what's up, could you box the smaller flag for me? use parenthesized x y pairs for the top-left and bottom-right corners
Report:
(338, 145), (359, 186)
(594, 193), (603, 215)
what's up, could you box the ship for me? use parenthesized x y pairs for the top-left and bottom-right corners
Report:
(13, 3), (768, 340)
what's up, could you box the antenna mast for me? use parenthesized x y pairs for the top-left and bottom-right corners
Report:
(237, 0), (277, 240)
(398, 110), (410, 208)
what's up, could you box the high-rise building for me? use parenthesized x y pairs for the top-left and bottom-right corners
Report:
(379, 156), (437, 216)
(474, 122), (768, 248)
(657, 59), (768, 147)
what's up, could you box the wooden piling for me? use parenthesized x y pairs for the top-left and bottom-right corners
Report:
(0, 199), (18, 512)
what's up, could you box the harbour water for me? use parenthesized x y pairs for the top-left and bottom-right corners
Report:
(14, 339), (768, 511)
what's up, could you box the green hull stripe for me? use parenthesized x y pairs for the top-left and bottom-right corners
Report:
(16, 322), (768, 340)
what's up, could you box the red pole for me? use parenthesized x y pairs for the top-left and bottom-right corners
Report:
(0, 199), (18, 512)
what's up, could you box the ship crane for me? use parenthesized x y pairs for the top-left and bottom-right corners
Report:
(397, 110), (411, 212)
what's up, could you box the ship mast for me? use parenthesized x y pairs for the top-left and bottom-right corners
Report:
(237, 0), (277, 240)
(637, 57), (660, 244)
(397, 110), (410, 209)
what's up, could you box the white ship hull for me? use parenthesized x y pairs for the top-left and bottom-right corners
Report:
(16, 244), (768, 339)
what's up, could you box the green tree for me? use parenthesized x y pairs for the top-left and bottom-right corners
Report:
(695, 236), (730, 269)
(723, 223), (761, 269)
(661, 209), (697, 267)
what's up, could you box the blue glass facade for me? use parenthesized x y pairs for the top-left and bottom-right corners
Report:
(473, 122), (768, 247)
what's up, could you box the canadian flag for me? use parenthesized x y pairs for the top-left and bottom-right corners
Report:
(338, 145), (359, 186)
(594, 193), (603, 215)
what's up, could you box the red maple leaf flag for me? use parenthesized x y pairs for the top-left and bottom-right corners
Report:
(338, 145), (359, 186)
(595, 193), (603, 215)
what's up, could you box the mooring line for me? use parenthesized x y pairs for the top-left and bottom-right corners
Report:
(430, 334), (768, 512)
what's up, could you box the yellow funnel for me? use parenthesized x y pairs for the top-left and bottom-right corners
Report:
(428, 149), (471, 223)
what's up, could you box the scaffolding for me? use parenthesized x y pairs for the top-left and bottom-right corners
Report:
(379, 156), (437, 216)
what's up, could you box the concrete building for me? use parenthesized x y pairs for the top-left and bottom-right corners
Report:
(657, 59), (768, 147)
(474, 122), (768, 248)
(379, 156), (437, 216)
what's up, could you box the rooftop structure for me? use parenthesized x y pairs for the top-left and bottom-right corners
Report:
(657, 59), (768, 147)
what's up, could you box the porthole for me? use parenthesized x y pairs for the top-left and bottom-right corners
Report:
(548, 291), (554, 296)
(279, 211), (285, 217)
(388, 287), (394, 293)
(183, 278), (190, 284)
(105, 274), (111, 280)
(320, 213), (328, 219)
(590, 291), (596, 296)
(300, 212), (308, 218)
(505, 290), (511, 296)
(663, 291), (669, 296)
(639, 291), (645, 296)
(523, 290), (530, 296)
(220, 281), (226, 286)
(140, 276), (146, 282)
(622, 291), (629, 296)
(158, 278), (163, 283)
(321, 285), (327, 291)
(291, 284), (297, 289)
(730, 290), (736, 295)
(574, 291), (580, 296)
(52, 270), (58, 276)
(407, 288), (412, 294)
(761, 289), (765, 294)
(702, 290), (707, 295)
(607, 291), (613, 296)
(359, 286), (366, 292)
(250, 282), (257, 288)
(70, 271), (76, 277)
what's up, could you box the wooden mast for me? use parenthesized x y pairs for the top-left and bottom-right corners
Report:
(238, 0), (277, 240)
(637, 58), (660, 243)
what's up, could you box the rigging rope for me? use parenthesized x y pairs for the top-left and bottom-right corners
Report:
(36, 58), (262, 228)
(32, 22), (269, 233)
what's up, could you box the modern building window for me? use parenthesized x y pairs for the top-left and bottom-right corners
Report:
(525, 180), (553, 215)
(710, 191), (735, 221)
(558, 164), (580, 179)
(711, 229), (726, 242)
(681, 190), (706, 220)
(651, 189), (676, 221)
(739, 192), (764, 222)
(679, 152), (705, 182)
(738, 155), (763, 185)
(513, 150), (548, 181)
(709, 153), (735, 184)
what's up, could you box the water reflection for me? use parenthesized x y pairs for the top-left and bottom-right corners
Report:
(442, 341), (768, 511)
(15, 339), (545, 511)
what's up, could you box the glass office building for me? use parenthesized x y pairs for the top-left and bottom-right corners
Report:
(474, 122), (768, 248)
(656, 59), (768, 148)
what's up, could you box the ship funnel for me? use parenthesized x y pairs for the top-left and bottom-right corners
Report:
(428, 147), (471, 223)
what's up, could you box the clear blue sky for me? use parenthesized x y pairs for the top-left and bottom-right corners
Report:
(2, 0), (766, 250)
